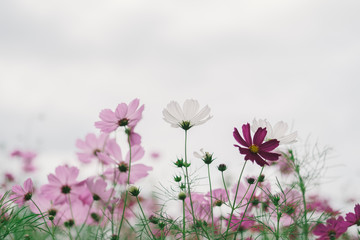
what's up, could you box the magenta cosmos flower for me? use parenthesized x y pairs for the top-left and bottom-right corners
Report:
(95, 98), (144, 133)
(313, 216), (350, 240)
(40, 165), (85, 205)
(346, 203), (360, 226)
(11, 178), (33, 206)
(233, 123), (280, 167)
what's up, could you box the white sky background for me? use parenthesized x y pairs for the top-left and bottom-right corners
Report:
(0, 0), (359, 211)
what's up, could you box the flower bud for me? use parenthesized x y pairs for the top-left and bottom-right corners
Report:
(258, 174), (265, 182)
(174, 175), (182, 182)
(178, 192), (187, 200)
(217, 164), (227, 172)
(174, 159), (184, 168)
(202, 152), (214, 165)
(149, 215), (159, 224)
(128, 186), (140, 197)
(247, 177), (255, 184)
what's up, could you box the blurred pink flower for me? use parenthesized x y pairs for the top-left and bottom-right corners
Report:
(11, 178), (33, 206)
(313, 216), (350, 240)
(225, 213), (255, 232)
(40, 165), (85, 205)
(76, 133), (109, 164)
(85, 177), (112, 203)
(345, 203), (360, 226)
(233, 123), (281, 167)
(95, 98), (144, 133)
(206, 188), (228, 206)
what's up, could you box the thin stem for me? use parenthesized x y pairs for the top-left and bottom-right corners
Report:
(136, 196), (156, 239)
(183, 130), (201, 239)
(118, 133), (133, 238)
(276, 205), (280, 240)
(67, 195), (80, 238)
(207, 164), (214, 236)
(223, 161), (247, 238)
(221, 171), (232, 207)
(183, 199), (186, 240)
(233, 167), (264, 240)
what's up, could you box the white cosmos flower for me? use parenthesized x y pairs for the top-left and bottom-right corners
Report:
(162, 99), (212, 130)
(251, 118), (297, 144)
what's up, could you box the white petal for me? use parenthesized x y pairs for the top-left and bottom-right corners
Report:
(183, 99), (199, 120)
(190, 105), (211, 125)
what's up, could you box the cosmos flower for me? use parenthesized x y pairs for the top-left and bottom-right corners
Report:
(99, 139), (152, 184)
(162, 99), (212, 130)
(233, 123), (281, 167)
(345, 203), (360, 226)
(11, 178), (33, 206)
(251, 119), (297, 144)
(313, 216), (350, 240)
(76, 133), (109, 164)
(95, 98), (144, 133)
(85, 177), (112, 203)
(40, 165), (85, 205)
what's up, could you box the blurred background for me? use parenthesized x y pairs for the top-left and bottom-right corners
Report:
(0, 0), (359, 211)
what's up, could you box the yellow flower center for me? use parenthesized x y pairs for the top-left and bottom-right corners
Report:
(249, 144), (259, 154)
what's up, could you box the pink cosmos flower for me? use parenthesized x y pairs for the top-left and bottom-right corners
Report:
(307, 195), (340, 216)
(313, 216), (350, 240)
(76, 133), (109, 164)
(40, 165), (85, 205)
(85, 177), (112, 203)
(95, 98), (144, 133)
(11, 150), (37, 172)
(233, 123), (281, 166)
(11, 178), (33, 206)
(345, 203), (360, 226)
(99, 139), (152, 184)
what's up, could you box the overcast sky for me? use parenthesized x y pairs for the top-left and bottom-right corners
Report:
(0, 0), (359, 210)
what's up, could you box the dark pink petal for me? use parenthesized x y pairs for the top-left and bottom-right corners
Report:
(258, 151), (281, 161)
(233, 128), (248, 147)
(252, 154), (269, 166)
(253, 127), (267, 146)
(235, 145), (251, 155)
(242, 123), (252, 146)
(259, 139), (279, 151)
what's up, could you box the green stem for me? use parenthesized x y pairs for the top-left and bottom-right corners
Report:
(207, 164), (214, 236)
(223, 161), (247, 238)
(118, 134), (133, 237)
(183, 199), (186, 240)
(233, 167), (264, 240)
(276, 205), (280, 240)
(183, 130), (201, 239)
(136, 196), (156, 239)
(221, 171), (232, 207)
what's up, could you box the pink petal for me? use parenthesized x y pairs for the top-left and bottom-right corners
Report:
(242, 123), (252, 146)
